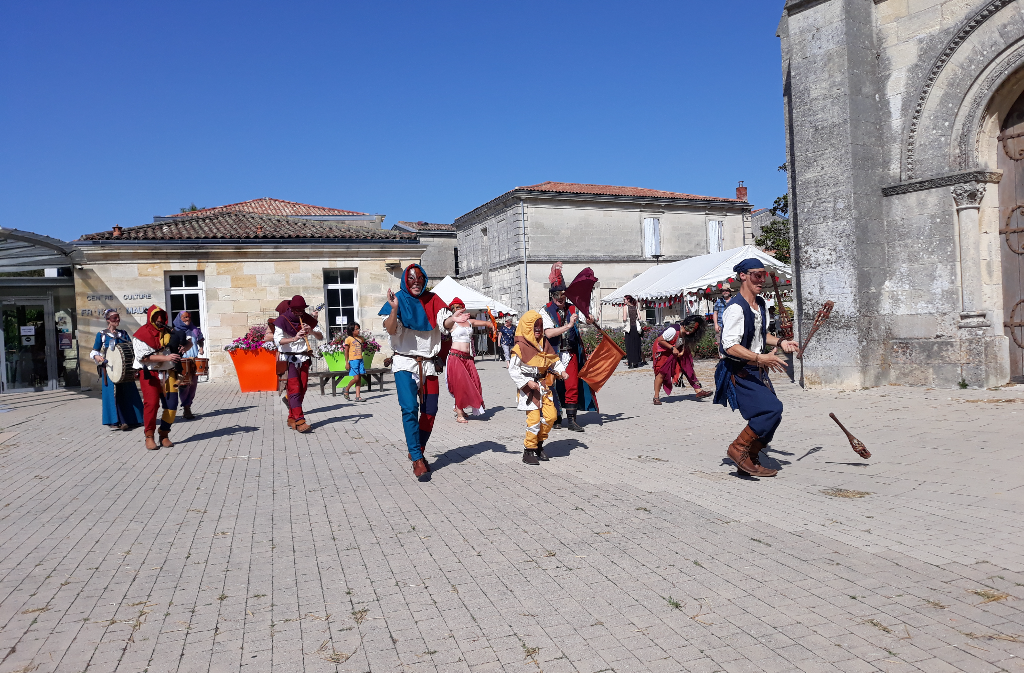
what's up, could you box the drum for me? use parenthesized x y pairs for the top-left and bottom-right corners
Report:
(194, 357), (210, 383)
(105, 342), (135, 384)
(180, 358), (197, 385)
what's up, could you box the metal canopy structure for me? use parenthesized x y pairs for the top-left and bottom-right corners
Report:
(0, 228), (75, 272)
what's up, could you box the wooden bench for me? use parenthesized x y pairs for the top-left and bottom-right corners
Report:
(317, 368), (389, 396)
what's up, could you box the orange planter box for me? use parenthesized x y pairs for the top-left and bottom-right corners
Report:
(228, 348), (279, 393)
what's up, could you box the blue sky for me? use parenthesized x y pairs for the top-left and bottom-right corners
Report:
(0, 1), (789, 241)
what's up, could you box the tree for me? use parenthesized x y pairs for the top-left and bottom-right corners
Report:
(179, 203), (202, 213)
(755, 193), (791, 264)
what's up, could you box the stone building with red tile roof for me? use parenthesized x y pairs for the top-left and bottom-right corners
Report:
(163, 197), (384, 226)
(453, 181), (753, 322)
(391, 221), (457, 280)
(71, 210), (424, 387)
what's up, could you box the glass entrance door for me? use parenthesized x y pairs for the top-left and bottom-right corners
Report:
(2, 302), (53, 391)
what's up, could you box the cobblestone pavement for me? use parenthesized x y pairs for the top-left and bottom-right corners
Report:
(1, 360), (1023, 673)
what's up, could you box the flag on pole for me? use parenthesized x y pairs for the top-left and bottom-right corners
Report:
(579, 329), (625, 394)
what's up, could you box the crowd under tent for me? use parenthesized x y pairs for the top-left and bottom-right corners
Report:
(602, 245), (792, 318)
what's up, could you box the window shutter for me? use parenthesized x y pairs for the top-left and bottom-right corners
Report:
(643, 217), (661, 258)
(707, 220), (724, 254)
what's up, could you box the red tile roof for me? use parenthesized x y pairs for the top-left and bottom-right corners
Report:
(394, 221), (456, 233)
(80, 211), (415, 242)
(169, 197), (367, 217)
(519, 181), (744, 202)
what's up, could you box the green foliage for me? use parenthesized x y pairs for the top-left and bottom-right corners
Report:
(579, 323), (719, 362)
(755, 193), (791, 264)
(0, 270), (44, 277)
(179, 203), (202, 213)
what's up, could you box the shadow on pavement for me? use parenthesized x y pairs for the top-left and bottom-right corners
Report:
(544, 438), (586, 458)
(430, 440), (509, 472)
(593, 412), (635, 425)
(191, 406), (256, 419)
(796, 446), (823, 461)
(184, 425), (260, 442)
(476, 405), (506, 420)
(313, 413), (374, 427)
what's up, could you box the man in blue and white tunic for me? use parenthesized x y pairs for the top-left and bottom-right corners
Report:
(713, 258), (800, 477)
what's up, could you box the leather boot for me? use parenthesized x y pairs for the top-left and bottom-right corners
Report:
(750, 439), (776, 476)
(145, 433), (158, 450)
(727, 426), (777, 477)
(412, 458), (430, 480)
(158, 430), (174, 448)
(566, 409), (584, 432)
(522, 449), (540, 465)
(536, 441), (550, 461)
(182, 406), (195, 420)
(552, 415), (563, 430)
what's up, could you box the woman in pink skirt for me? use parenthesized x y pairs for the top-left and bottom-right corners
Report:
(446, 297), (494, 423)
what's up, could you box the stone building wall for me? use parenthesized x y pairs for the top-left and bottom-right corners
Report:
(411, 234), (455, 281)
(456, 191), (749, 320)
(780, 0), (1022, 388)
(73, 244), (424, 388)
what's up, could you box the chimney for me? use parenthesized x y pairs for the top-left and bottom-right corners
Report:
(736, 181), (748, 202)
(112, 224), (122, 238)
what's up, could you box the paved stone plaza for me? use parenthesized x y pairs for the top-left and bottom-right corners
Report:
(1, 360), (1022, 673)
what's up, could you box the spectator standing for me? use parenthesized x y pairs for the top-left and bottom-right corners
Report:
(498, 318), (516, 367)
(623, 295), (645, 369)
(713, 288), (732, 359)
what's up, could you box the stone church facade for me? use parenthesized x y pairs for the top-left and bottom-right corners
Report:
(781, 0), (1024, 388)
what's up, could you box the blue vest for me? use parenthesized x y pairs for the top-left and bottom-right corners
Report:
(719, 293), (767, 370)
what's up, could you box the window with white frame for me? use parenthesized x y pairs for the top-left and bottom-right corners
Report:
(707, 220), (724, 254)
(643, 217), (661, 258)
(323, 270), (357, 340)
(166, 273), (206, 328)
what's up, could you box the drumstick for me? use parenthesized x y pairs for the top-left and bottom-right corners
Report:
(829, 413), (871, 459)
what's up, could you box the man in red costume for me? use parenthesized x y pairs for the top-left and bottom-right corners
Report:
(132, 305), (188, 450)
(273, 295), (322, 432)
(542, 263), (597, 432)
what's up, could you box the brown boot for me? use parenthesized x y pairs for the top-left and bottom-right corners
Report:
(522, 449), (540, 465)
(536, 442), (550, 461)
(412, 458), (430, 480)
(727, 426), (777, 477)
(158, 430), (174, 448)
(182, 406), (195, 420)
(145, 433), (158, 450)
(748, 438), (777, 476)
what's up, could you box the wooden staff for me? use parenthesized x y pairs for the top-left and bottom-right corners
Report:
(829, 413), (871, 459)
(798, 300), (834, 359)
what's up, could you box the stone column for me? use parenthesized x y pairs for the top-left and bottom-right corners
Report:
(952, 182), (991, 328)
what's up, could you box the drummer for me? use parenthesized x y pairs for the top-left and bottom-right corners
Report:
(173, 310), (205, 420)
(89, 308), (144, 430)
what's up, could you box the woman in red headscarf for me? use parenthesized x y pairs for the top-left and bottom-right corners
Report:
(445, 297), (494, 423)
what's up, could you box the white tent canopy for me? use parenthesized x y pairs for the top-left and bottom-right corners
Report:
(431, 276), (518, 315)
(602, 246), (792, 306)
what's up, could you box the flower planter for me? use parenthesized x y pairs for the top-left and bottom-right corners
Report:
(323, 352), (348, 373)
(323, 352), (375, 387)
(228, 348), (279, 393)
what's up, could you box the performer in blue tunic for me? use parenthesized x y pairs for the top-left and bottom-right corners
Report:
(89, 308), (144, 430)
(713, 259), (799, 477)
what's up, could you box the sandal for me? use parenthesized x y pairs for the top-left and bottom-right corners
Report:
(653, 398), (662, 405)
(343, 389), (351, 401)
(294, 419), (312, 433)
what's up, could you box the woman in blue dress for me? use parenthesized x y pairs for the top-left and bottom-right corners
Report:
(90, 308), (144, 430)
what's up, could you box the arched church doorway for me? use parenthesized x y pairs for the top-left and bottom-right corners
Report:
(996, 90), (1024, 380)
